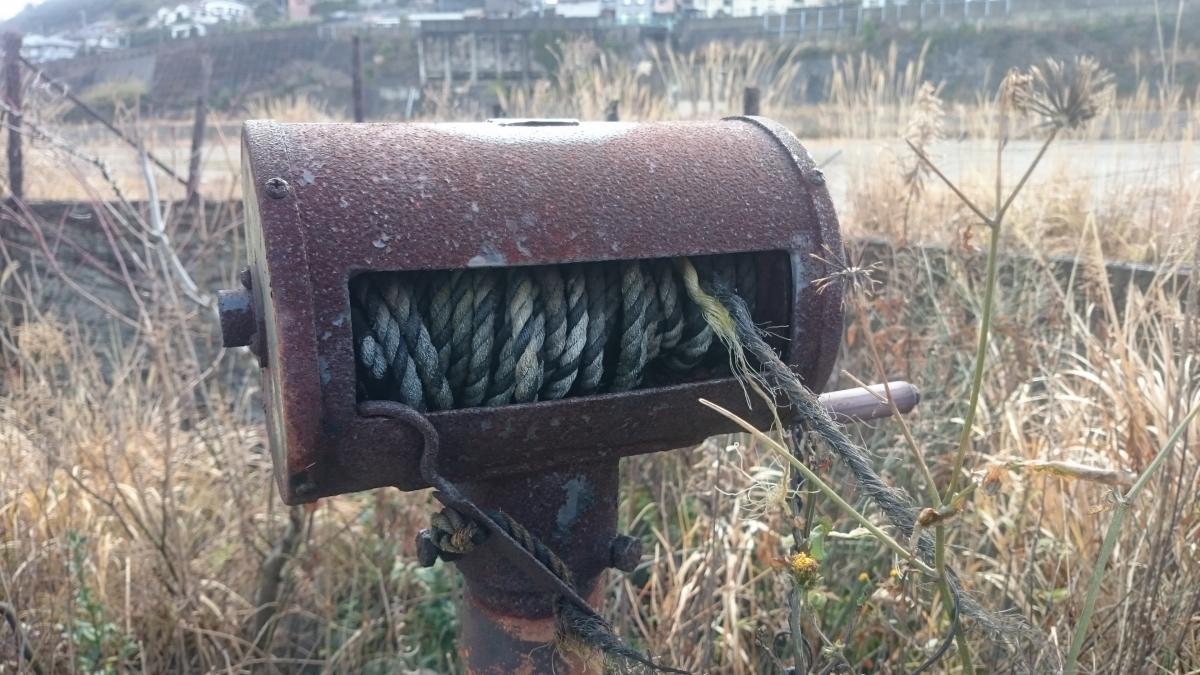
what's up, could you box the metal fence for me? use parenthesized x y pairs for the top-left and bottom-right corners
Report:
(682, 0), (1152, 41)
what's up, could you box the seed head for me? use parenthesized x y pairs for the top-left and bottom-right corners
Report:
(1007, 57), (1115, 130)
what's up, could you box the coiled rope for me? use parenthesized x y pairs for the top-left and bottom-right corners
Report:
(349, 255), (758, 410)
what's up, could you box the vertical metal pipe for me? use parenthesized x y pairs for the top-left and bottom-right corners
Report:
(3, 32), (23, 201)
(743, 86), (761, 116)
(352, 34), (365, 122)
(455, 462), (619, 674)
(469, 31), (478, 85)
(417, 34), (427, 86)
(186, 52), (211, 206)
(494, 33), (501, 80)
(521, 33), (530, 91)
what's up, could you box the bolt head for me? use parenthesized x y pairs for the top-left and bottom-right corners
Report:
(609, 534), (643, 573)
(217, 288), (256, 348)
(264, 177), (290, 199)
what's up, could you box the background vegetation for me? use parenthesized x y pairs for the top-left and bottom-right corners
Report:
(1, 11), (1198, 674)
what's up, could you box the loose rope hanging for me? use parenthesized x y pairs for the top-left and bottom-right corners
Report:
(388, 255), (1032, 672)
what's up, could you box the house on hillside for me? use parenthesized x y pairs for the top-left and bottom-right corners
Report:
(149, 0), (254, 39)
(547, 0), (607, 18)
(683, 0), (728, 18)
(203, 0), (253, 21)
(729, 0), (793, 16)
(68, 21), (129, 53)
(22, 35), (81, 62)
(615, 0), (652, 24)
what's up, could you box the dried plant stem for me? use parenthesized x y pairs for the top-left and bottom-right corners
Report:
(910, 110), (1060, 675)
(943, 128), (1059, 500)
(1064, 403), (1200, 675)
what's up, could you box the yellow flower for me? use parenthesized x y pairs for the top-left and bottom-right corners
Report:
(857, 571), (870, 583)
(789, 552), (820, 586)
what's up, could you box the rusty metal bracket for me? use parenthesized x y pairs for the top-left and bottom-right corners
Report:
(358, 400), (603, 623)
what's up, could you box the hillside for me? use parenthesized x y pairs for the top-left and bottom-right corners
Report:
(3, 0), (161, 34)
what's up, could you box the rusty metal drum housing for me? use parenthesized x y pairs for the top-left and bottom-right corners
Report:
(231, 117), (844, 504)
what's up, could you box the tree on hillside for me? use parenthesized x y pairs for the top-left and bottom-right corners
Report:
(254, 0), (284, 24)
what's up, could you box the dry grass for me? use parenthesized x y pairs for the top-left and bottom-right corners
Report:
(1, 38), (1198, 674)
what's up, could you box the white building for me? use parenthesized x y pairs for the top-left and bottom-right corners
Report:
(728, 0), (792, 16)
(68, 21), (128, 52)
(615, 0), (652, 24)
(150, 0), (253, 39)
(685, 0), (727, 17)
(548, 0), (604, 18)
(22, 35), (81, 63)
(202, 0), (253, 21)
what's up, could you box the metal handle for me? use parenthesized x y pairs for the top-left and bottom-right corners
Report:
(818, 381), (920, 423)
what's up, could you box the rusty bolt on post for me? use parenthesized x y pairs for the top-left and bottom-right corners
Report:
(264, 176), (289, 199)
(609, 534), (643, 573)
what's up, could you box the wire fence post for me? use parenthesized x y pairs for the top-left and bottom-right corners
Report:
(17, 55), (188, 188)
(352, 34), (365, 122)
(3, 32), (23, 201)
(605, 100), (619, 121)
(187, 53), (211, 207)
(743, 86), (761, 116)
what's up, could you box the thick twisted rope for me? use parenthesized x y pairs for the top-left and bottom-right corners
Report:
(350, 256), (759, 410)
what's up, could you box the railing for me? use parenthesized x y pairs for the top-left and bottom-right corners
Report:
(681, 0), (1151, 40)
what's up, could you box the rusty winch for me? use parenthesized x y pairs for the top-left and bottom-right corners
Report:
(218, 117), (917, 673)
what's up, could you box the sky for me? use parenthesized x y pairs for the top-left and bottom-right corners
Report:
(0, 0), (39, 22)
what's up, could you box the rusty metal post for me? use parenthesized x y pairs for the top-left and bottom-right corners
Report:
(4, 32), (23, 201)
(743, 86), (761, 116)
(455, 462), (617, 674)
(186, 53), (211, 206)
(352, 34), (365, 122)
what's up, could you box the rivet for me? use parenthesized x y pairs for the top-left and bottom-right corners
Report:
(265, 177), (290, 199)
